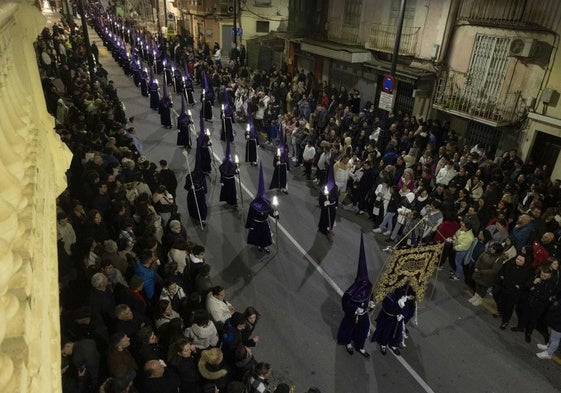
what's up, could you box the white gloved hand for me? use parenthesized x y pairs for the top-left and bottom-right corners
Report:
(355, 307), (364, 315)
(396, 314), (404, 321)
(368, 301), (375, 309)
(398, 296), (407, 308)
(324, 201), (330, 207)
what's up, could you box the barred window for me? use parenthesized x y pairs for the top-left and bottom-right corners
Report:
(343, 0), (363, 26)
(390, 0), (416, 26)
(464, 35), (511, 106)
(256, 21), (270, 33)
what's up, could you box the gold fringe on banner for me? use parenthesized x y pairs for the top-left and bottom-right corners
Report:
(373, 243), (444, 303)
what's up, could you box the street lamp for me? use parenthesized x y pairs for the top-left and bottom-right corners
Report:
(272, 195), (279, 253)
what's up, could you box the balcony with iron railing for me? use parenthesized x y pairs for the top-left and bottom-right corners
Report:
(365, 24), (419, 56)
(458, 0), (561, 31)
(433, 70), (525, 127)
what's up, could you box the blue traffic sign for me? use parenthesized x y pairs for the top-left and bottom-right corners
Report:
(382, 74), (395, 93)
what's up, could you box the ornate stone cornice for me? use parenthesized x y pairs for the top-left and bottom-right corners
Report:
(0, 1), (71, 392)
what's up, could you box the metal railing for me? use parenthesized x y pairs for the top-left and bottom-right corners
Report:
(458, 0), (561, 31)
(433, 70), (524, 125)
(365, 24), (419, 56)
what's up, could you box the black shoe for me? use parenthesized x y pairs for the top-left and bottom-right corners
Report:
(510, 327), (524, 332)
(358, 349), (370, 358)
(385, 238), (394, 243)
(379, 346), (387, 355)
(390, 347), (401, 356)
(500, 322), (508, 330)
(345, 345), (354, 355)
(264, 247), (270, 253)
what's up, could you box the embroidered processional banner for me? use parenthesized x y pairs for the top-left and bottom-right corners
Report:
(373, 243), (444, 302)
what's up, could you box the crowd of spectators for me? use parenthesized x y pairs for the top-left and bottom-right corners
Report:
(37, 8), (326, 393)
(37, 2), (561, 392)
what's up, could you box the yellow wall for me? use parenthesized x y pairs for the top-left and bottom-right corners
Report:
(0, 2), (72, 392)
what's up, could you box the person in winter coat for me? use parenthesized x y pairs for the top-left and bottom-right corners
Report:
(167, 338), (202, 393)
(245, 362), (272, 393)
(185, 309), (219, 349)
(511, 266), (555, 343)
(470, 243), (507, 306)
(221, 312), (247, 363)
(198, 347), (230, 391)
(450, 221), (475, 281)
(206, 286), (235, 329)
(536, 298), (561, 359)
(495, 253), (534, 330)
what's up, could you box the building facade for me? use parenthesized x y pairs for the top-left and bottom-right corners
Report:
(433, 0), (561, 166)
(0, 1), (72, 392)
(286, 0), (561, 175)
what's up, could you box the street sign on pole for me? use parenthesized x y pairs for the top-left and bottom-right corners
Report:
(231, 27), (243, 37)
(378, 91), (394, 112)
(382, 74), (395, 93)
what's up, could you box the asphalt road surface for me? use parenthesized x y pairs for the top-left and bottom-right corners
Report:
(77, 20), (561, 393)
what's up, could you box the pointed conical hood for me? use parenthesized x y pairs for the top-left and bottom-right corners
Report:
(180, 90), (186, 114)
(223, 87), (233, 116)
(326, 163), (335, 191)
(177, 93), (190, 126)
(256, 163), (268, 202)
(162, 74), (168, 97)
(197, 108), (206, 144)
(202, 71), (213, 101)
(355, 232), (368, 283)
(344, 232), (373, 302)
(247, 108), (257, 139)
(149, 66), (157, 88)
(224, 137), (233, 163)
(278, 122), (289, 168)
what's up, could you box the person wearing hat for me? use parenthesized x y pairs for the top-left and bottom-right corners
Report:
(318, 164), (338, 238)
(269, 128), (290, 194)
(219, 138), (239, 209)
(246, 164), (279, 253)
(337, 234), (374, 358)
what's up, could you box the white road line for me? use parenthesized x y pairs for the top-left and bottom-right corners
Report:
(196, 111), (436, 393)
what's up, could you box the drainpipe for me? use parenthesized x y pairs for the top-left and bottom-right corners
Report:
(436, 0), (461, 64)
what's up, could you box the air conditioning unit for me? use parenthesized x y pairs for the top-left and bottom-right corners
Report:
(509, 38), (537, 58)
